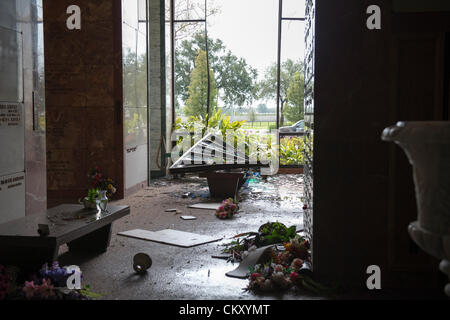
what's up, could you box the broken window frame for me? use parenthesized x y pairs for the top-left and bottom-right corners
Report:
(277, 0), (306, 169)
(276, 0), (306, 129)
(168, 0), (208, 125)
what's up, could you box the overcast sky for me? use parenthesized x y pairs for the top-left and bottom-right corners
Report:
(208, 0), (306, 81)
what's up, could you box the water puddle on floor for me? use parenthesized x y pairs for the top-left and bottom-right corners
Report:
(177, 264), (249, 292)
(240, 174), (304, 225)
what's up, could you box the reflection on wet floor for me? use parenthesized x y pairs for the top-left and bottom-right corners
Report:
(239, 175), (304, 231)
(242, 174), (304, 211)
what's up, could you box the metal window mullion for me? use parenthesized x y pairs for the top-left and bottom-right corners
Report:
(170, 0), (175, 125)
(173, 19), (206, 23)
(276, 0), (283, 130)
(281, 17), (306, 21)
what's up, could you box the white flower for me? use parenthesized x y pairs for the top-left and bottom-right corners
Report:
(259, 279), (273, 291)
(271, 272), (291, 289)
(274, 264), (285, 273)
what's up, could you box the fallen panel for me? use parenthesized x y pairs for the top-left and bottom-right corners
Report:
(226, 245), (275, 279)
(169, 132), (267, 174)
(180, 216), (197, 220)
(188, 202), (222, 210)
(118, 229), (222, 248)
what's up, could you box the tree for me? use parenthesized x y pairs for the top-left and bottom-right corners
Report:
(123, 49), (148, 108)
(175, 31), (258, 110)
(257, 103), (268, 114)
(122, 49), (148, 141)
(248, 108), (257, 124)
(184, 50), (218, 118)
(165, 0), (221, 41)
(258, 59), (303, 126)
(283, 72), (304, 123)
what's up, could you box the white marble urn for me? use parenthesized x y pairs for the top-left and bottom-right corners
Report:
(382, 121), (450, 297)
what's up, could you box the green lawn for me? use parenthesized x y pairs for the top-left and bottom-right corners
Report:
(242, 121), (276, 129)
(242, 121), (296, 129)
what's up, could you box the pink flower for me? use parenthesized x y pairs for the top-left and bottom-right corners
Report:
(271, 272), (292, 289)
(250, 273), (261, 281)
(23, 281), (37, 299)
(259, 279), (273, 291)
(255, 276), (265, 287)
(274, 264), (284, 273)
(38, 279), (55, 299)
(302, 240), (310, 249)
(219, 212), (227, 219)
(23, 279), (55, 300)
(289, 272), (300, 283)
(291, 258), (303, 271)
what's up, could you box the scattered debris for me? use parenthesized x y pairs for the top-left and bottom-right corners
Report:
(244, 238), (336, 295)
(211, 255), (232, 260)
(133, 253), (152, 274)
(180, 216), (197, 220)
(188, 203), (222, 210)
(165, 208), (182, 214)
(220, 222), (299, 263)
(118, 229), (222, 248)
(179, 189), (210, 199)
(226, 245), (274, 279)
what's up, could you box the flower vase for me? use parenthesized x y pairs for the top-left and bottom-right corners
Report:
(97, 190), (109, 212)
(80, 197), (98, 210)
(382, 121), (450, 297)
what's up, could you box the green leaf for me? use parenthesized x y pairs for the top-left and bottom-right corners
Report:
(80, 285), (103, 299)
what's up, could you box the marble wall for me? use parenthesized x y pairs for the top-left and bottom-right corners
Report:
(44, 0), (125, 200)
(0, 0), (47, 217)
(24, 0), (47, 215)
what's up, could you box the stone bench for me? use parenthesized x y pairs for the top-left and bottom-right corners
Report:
(0, 204), (130, 269)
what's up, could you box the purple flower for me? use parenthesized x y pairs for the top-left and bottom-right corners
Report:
(40, 261), (74, 287)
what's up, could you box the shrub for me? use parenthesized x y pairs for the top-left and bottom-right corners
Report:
(280, 137), (304, 165)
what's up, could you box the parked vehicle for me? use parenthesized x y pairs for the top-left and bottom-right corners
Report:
(279, 120), (304, 133)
